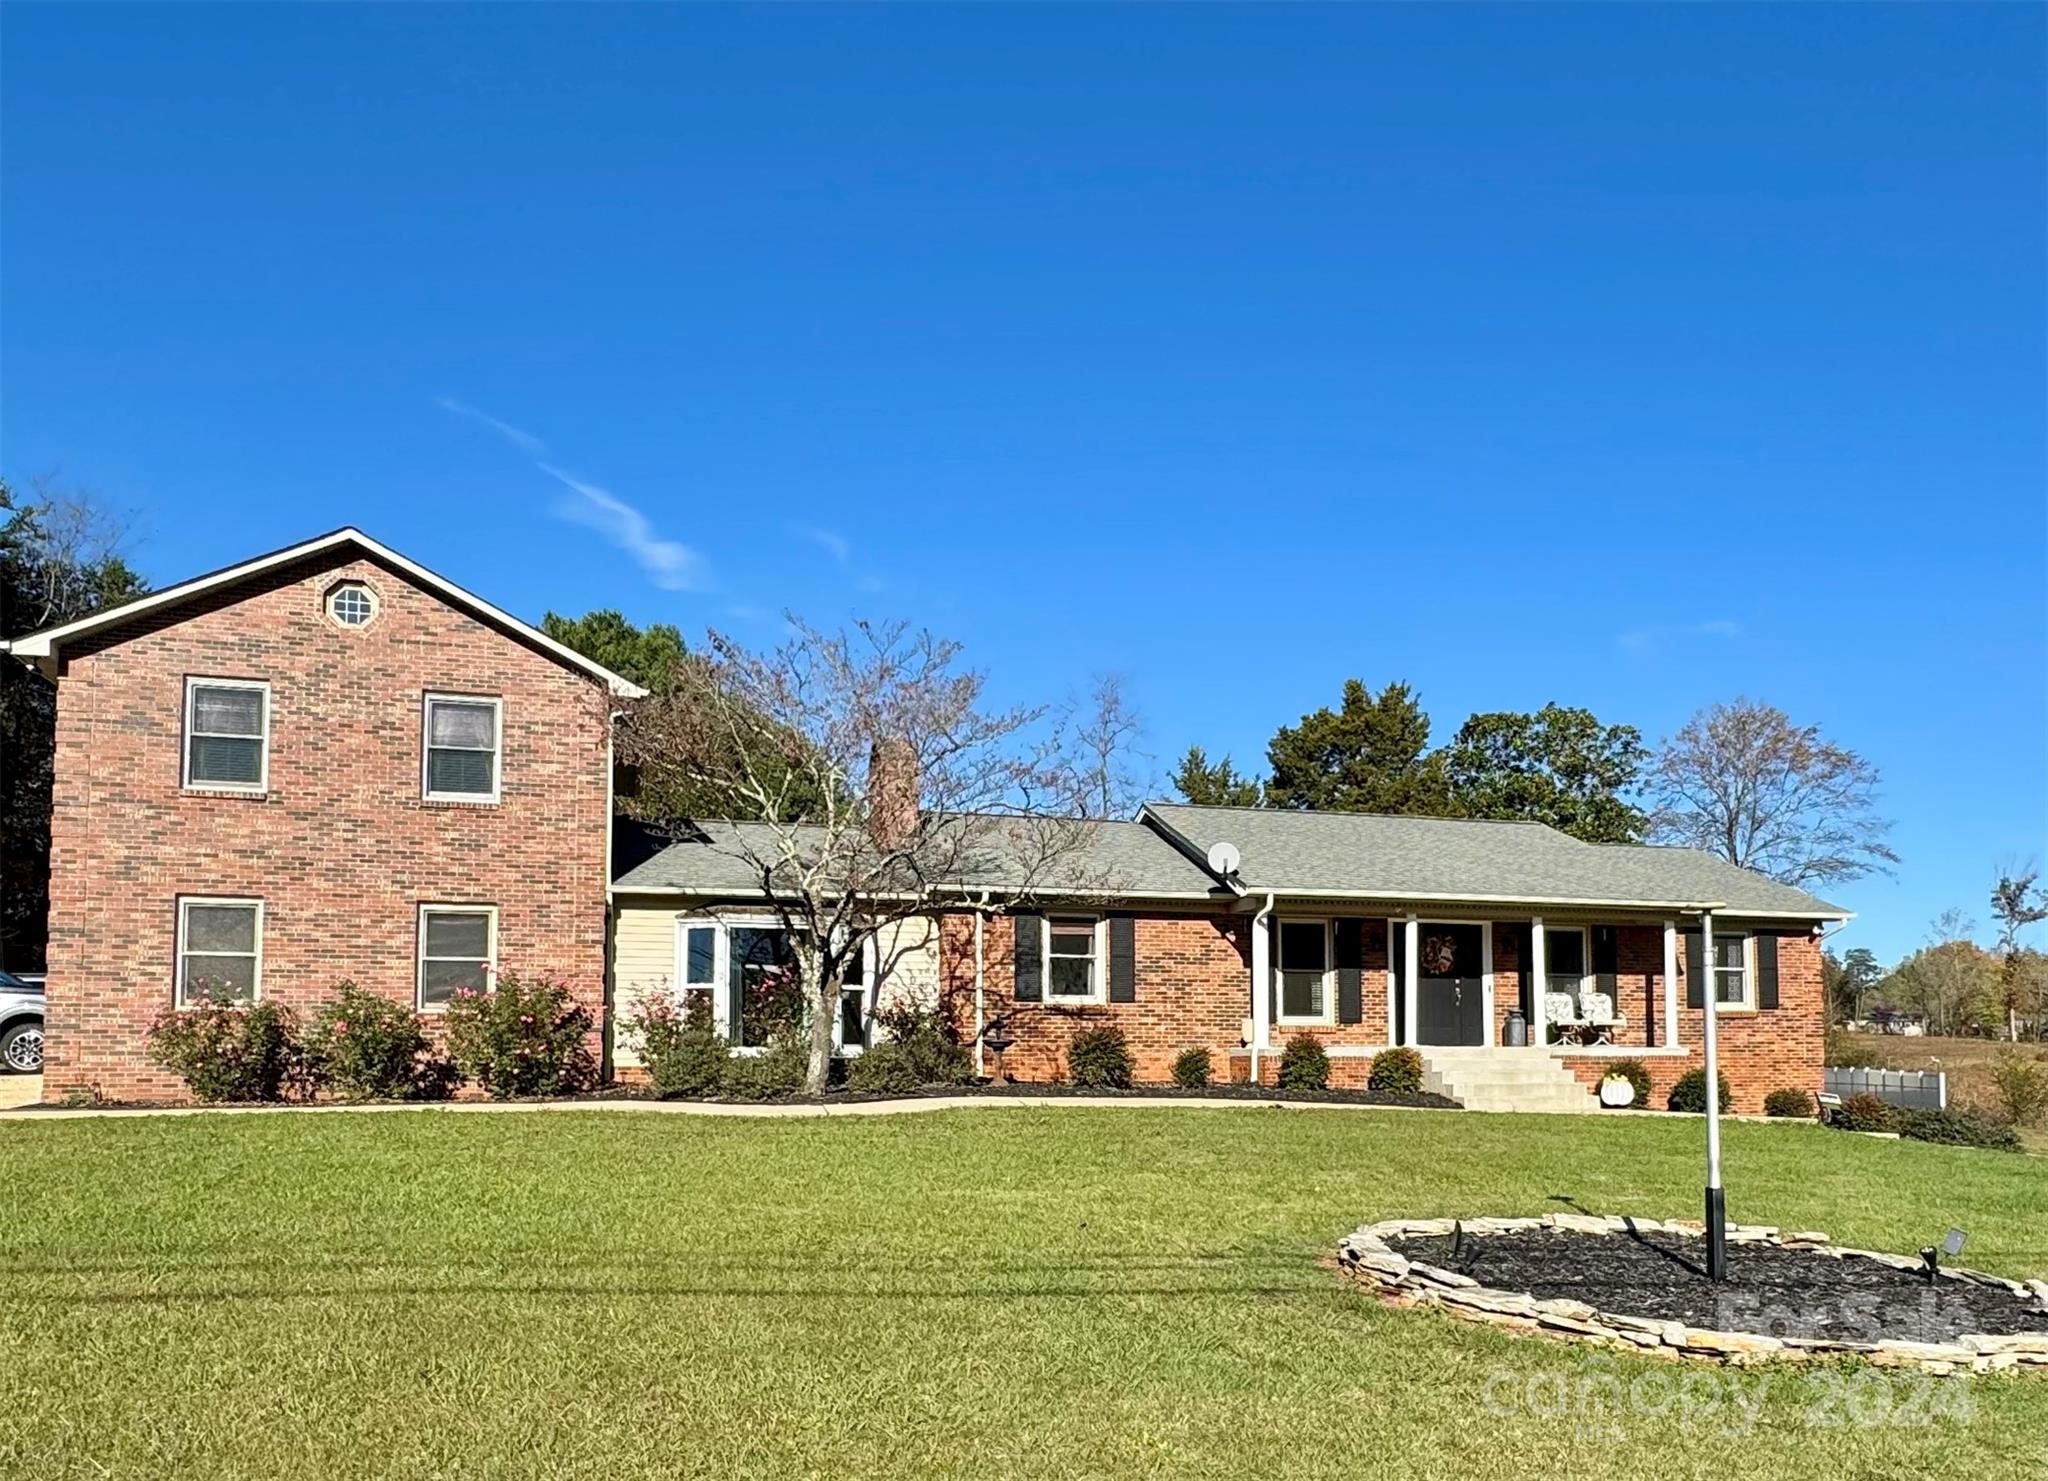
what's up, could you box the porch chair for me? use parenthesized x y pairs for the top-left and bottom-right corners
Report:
(1544, 992), (1581, 1043)
(1575, 989), (1625, 1046)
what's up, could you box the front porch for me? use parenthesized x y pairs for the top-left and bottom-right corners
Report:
(1245, 910), (1688, 1060)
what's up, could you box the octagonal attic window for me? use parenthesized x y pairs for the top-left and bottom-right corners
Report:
(327, 583), (377, 628)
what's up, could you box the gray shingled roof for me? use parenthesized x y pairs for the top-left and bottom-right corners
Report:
(613, 805), (1847, 918)
(1142, 804), (1847, 917)
(613, 817), (1221, 897)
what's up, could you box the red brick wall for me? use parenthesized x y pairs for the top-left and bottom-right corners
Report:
(938, 911), (1251, 1084)
(1556, 929), (1824, 1115)
(937, 910), (1822, 1108)
(42, 550), (612, 1103)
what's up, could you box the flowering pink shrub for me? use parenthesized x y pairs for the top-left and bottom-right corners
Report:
(621, 991), (729, 1098)
(304, 984), (453, 1100)
(443, 974), (597, 1098)
(145, 991), (309, 1103)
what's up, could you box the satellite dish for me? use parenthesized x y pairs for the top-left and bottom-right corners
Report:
(1206, 840), (1242, 878)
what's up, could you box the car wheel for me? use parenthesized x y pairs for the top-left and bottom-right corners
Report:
(1, 1020), (43, 1074)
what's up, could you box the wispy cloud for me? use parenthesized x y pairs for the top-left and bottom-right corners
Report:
(789, 523), (852, 568)
(538, 464), (709, 592)
(1619, 618), (1743, 652)
(436, 396), (547, 455)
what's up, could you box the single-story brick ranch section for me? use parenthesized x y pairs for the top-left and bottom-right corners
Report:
(10, 528), (1849, 1112)
(614, 806), (1846, 1114)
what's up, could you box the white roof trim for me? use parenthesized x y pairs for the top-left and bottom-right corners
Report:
(5, 527), (647, 698)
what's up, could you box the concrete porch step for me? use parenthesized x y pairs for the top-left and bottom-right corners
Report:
(1417, 1046), (1597, 1114)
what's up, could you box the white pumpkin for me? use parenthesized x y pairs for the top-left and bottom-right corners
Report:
(1598, 1074), (1637, 1108)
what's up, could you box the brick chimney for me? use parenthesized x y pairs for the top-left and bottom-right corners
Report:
(867, 738), (920, 849)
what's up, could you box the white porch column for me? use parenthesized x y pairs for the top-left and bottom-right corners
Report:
(1402, 915), (1420, 1047)
(1662, 920), (1680, 1048)
(1250, 909), (1272, 1053)
(1481, 923), (1496, 1046)
(1529, 916), (1547, 1048)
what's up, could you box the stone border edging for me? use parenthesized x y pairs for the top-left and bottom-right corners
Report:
(1337, 1214), (2048, 1374)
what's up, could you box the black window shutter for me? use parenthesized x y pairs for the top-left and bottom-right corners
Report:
(1756, 932), (1780, 1009)
(1013, 913), (1043, 1001)
(1684, 928), (1705, 1009)
(1592, 924), (1619, 997)
(1108, 914), (1137, 1003)
(1388, 918), (1405, 1043)
(1335, 918), (1363, 1025)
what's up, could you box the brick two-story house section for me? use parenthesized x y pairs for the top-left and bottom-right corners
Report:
(5, 528), (643, 1103)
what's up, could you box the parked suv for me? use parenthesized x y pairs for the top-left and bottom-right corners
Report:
(0, 971), (45, 1074)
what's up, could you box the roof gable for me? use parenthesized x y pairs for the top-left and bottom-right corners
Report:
(4, 527), (646, 698)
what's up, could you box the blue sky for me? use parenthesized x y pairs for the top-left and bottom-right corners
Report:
(5, 5), (2043, 964)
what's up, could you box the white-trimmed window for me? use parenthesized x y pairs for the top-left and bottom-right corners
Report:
(1713, 932), (1753, 1010)
(1045, 916), (1104, 1002)
(1544, 926), (1590, 999)
(423, 694), (501, 801)
(176, 897), (263, 1007)
(673, 918), (877, 1053)
(418, 905), (496, 1009)
(326, 582), (377, 628)
(184, 678), (269, 791)
(1277, 918), (1332, 1023)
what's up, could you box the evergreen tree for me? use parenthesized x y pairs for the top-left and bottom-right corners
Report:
(1263, 679), (1453, 815)
(1170, 747), (1262, 807)
(1440, 703), (1646, 842)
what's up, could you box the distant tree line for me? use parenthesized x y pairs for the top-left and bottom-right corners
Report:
(1172, 678), (1899, 890)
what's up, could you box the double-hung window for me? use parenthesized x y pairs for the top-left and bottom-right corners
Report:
(184, 678), (269, 791)
(679, 923), (719, 1022)
(423, 694), (501, 801)
(1712, 933), (1753, 1010)
(176, 897), (262, 1007)
(1544, 927), (1589, 999)
(1277, 919), (1331, 1022)
(839, 944), (871, 1050)
(418, 905), (496, 1009)
(1046, 917), (1102, 1002)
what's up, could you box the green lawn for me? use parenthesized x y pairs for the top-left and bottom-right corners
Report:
(1, 1107), (2043, 1479)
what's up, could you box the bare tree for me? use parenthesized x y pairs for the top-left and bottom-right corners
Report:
(1068, 672), (1152, 820)
(1990, 864), (2048, 1041)
(618, 618), (1119, 1093)
(1644, 698), (1898, 888)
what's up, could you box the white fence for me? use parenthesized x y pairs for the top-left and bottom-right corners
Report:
(1824, 1065), (1946, 1110)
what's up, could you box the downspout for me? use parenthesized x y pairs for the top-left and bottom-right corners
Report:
(972, 892), (991, 1079)
(1248, 893), (1275, 1085)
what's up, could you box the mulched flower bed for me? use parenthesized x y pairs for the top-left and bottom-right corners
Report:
(1388, 1225), (2048, 1343)
(12, 1082), (1455, 1113)
(1339, 1215), (2048, 1373)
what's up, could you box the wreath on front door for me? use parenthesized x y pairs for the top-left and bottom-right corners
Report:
(1422, 934), (1459, 976)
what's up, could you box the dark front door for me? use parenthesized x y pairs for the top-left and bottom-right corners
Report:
(1417, 923), (1486, 1045)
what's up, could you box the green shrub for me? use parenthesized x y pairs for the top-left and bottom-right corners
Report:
(1170, 1046), (1213, 1089)
(146, 995), (308, 1103)
(1891, 1105), (2022, 1152)
(1989, 1050), (2048, 1128)
(848, 1004), (974, 1094)
(722, 1035), (808, 1100)
(1277, 1033), (1330, 1092)
(304, 984), (449, 1100)
(1763, 1087), (1815, 1119)
(1366, 1046), (1423, 1097)
(443, 975), (597, 1099)
(1666, 1067), (1732, 1114)
(1067, 1026), (1135, 1089)
(623, 993), (729, 1099)
(1833, 1091), (1894, 1132)
(1601, 1058), (1653, 1109)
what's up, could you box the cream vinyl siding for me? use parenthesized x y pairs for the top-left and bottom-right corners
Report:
(608, 901), (945, 1068)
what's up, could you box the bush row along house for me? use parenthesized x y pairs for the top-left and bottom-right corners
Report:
(7, 529), (1847, 1110)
